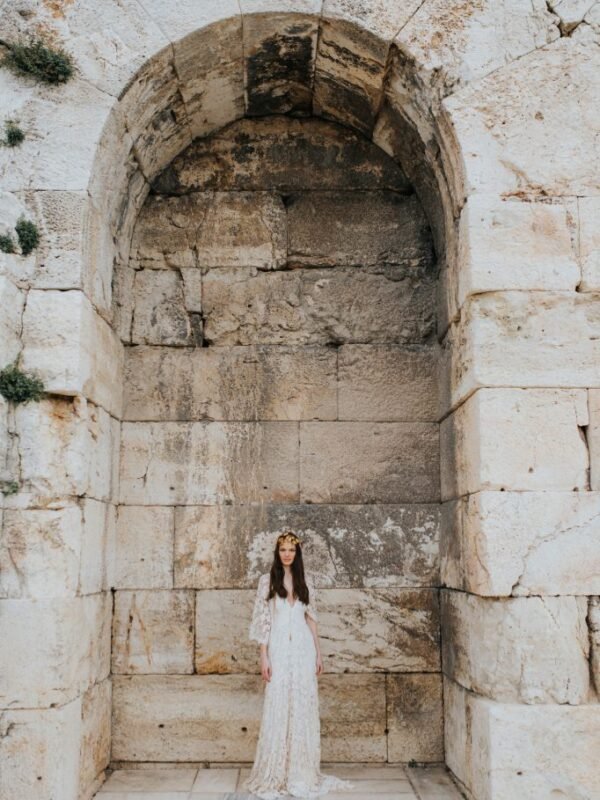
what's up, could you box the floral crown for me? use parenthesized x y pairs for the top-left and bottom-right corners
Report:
(277, 531), (301, 546)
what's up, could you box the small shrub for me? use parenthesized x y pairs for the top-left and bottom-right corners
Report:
(2, 119), (25, 147)
(0, 480), (19, 496)
(3, 36), (74, 85)
(15, 216), (39, 255)
(0, 362), (45, 404)
(0, 233), (16, 253)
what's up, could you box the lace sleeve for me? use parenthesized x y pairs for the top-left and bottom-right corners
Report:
(249, 573), (272, 645)
(305, 572), (318, 623)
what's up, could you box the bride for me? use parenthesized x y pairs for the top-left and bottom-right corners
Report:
(244, 531), (355, 799)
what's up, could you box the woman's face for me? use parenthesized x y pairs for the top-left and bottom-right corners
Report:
(278, 541), (296, 566)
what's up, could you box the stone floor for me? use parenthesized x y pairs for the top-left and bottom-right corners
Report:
(95, 764), (465, 799)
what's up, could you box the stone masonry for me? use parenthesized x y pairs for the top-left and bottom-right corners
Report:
(112, 116), (443, 766)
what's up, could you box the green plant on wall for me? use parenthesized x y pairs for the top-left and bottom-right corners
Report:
(0, 362), (45, 404)
(15, 216), (39, 255)
(0, 232), (16, 253)
(1, 119), (25, 147)
(1, 35), (74, 84)
(0, 480), (19, 496)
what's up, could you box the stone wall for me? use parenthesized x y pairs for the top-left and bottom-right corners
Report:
(111, 116), (443, 764)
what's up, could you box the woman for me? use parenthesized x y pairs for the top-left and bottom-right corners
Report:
(244, 531), (354, 799)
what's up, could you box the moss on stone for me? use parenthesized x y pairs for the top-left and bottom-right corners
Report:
(2, 36), (74, 84)
(0, 362), (45, 404)
(2, 119), (25, 147)
(15, 216), (39, 255)
(0, 233), (16, 253)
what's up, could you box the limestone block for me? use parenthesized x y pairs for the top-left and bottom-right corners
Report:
(300, 422), (439, 503)
(590, 389), (600, 490)
(174, 17), (245, 140)
(589, 597), (600, 696)
(387, 673), (444, 763)
(203, 266), (436, 345)
(457, 196), (579, 302)
(287, 191), (433, 268)
(15, 397), (91, 501)
(112, 590), (194, 674)
(313, 17), (388, 134)
(441, 591), (590, 704)
(338, 344), (438, 421)
(21, 289), (124, 417)
(131, 269), (201, 346)
(87, 404), (120, 503)
(114, 505), (174, 589)
(195, 588), (439, 673)
(152, 117), (411, 194)
(0, 275), (24, 366)
(440, 388), (589, 500)
(174, 503), (440, 589)
(443, 36), (600, 197)
(548, 0), (596, 33)
(112, 264), (136, 342)
(579, 196), (600, 291)
(0, 505), (82, 599)
(79, 678), (111, 797)
(0, 191), (39, 285)
(0, 593), (111, 708)
(0, 698), (82, 800)
(243, 13), (318, 116)
(119, 421), (299, 505)
(124, 344), (337, 421)
(444, 677), (600, 800)
(79, 499), (110, 595)
(442, 292), (600, 411)
(442, 491), (600, 596)
(0, 0), (168, 99)
(0, 75), (113, 192)
(112, 672), (386, 762)
(136, 0), (240, 43)
(323, 0), (422, 42)
(128, 194), (197, 269)
(396, 0), (558, 100)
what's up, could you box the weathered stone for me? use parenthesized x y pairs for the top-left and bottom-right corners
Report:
(174, 503), (440, 589)
(300, 422), (439, 503)
(112, 590), (194, 674)
(79, 678), (111, 797)
(444, 677), (600, 800)
(323, 0), (422, 42)
(590, 597), (600, 697)
(152, 116), (410, 194)
(87, 404), (120, 504)
(396, 0), (558, 100)
(136, 0), (240, 43)
(79, 499), (111, 595)
(21, 289), (124, 417)
(0, 594), (111, 708)
(195, 587), (439, 673)
(338, 344), (438, 421)
(590, 389), (600, 491)
(443, 37), (600, 197)
(456, 196), (579, 302)
(0, 698), (82, 800)
(441, 491), (600, 596)
(441, 590), (590, 704)
(287, 191), (433, 269)
(131, 269), (201, 346)
(243, 13), (318, 116)
(119, 421), (299, 505)
(131, 192), (287, 271)
(0, 276), (24, 366)
(114, 505), (174, 589)
(112, 263), (136, 342)
(440, 388), (589, 500)
(124, 344), (337, 421)
(313, 18), (388, 134)
(442, 292), (600, 411)
(174, 16), (245, 140)
(0, 505), (82, 599)
(203, 266), (436, 345)
(387, 673), (444, 763)
(579, 196), (600, 291)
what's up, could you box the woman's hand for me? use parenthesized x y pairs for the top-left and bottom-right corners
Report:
(316, 652), (324, 676)
(260, 652), (272, 682)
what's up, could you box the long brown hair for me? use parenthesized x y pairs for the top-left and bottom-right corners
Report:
(267, 531), (309, 606)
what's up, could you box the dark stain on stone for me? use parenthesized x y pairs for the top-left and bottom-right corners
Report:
(315, 71), (378, 136)
(247, 33), (314, 116)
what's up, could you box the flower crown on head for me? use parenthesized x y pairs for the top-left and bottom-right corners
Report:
(277, 531), (301, 546)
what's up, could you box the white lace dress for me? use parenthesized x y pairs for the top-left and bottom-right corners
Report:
(244, 572), (355, 800)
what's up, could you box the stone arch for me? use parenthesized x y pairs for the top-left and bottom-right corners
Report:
(1, 3), (599, 800)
